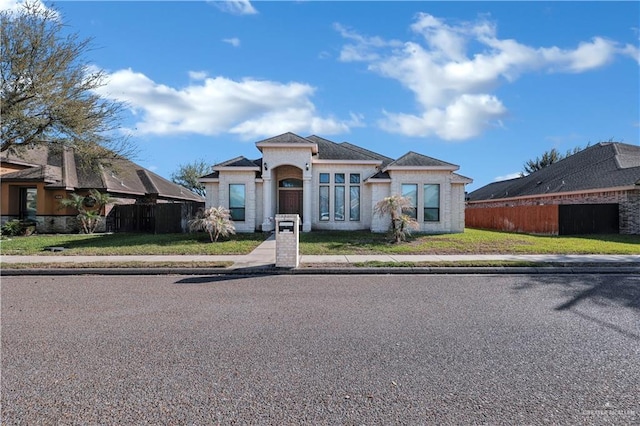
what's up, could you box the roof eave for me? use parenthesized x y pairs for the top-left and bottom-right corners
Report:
(385, 165), (459, 172)
(256, 142), (319, 154)
(467, 185), (639, 204)
(313, 159), (382, 165)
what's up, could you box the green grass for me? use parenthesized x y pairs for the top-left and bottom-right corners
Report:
(2, 261), (233, 269)
(299, 229), (640, 255)
(1, 228), (638, 257)
(0, 232), (267, 255)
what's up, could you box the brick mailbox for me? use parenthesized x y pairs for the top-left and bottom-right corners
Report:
(275, 214), (299, 268)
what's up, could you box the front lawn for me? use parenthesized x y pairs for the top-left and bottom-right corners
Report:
(0, 232), (267, 255)
(299, 229), (640, 255)
(1, 228), (638, 256)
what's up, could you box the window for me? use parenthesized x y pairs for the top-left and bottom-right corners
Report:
(334, 185), (345, 221)
(349, 186), (360, 221)
(19, 187), (37, 221)
(402, 184), (418, 219)
(319, 173), (330, 184)
(319, 186), (329, 221)
(229, 184), (245, 221)
(350, 173), (360, 184)
(279, 178), (302, 188)
(424, 184), (440, 222)
(334, 173), (345, 184)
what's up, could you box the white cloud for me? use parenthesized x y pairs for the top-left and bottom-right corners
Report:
(494, 172), (522, 181)
(213, 0), (257, 16)
(95, 68), (358, 140)
(337, 13), (637, 140)
(0, 0), (59, 18)
(223, 37), (241, 47)
(188, 70), (208, 81)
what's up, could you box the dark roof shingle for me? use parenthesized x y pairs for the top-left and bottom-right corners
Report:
(468, 142), (640, 201)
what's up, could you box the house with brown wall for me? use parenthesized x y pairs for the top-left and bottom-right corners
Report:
(466, 142), (640, 235)
(1, 146), (204, 233)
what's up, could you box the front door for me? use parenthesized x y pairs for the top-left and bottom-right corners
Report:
(279, 190), (303, 218)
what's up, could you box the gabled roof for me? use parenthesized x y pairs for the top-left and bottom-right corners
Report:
(256, 132), (318, 153)
(213, 156), (261, 169)
(1, 146), (204, 202)
(385, 151), (459, 170)
(467, 142), (640, 201)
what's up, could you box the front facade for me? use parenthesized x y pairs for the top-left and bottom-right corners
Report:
(466, 142), (640, 235)
(200, 133), (472, 233)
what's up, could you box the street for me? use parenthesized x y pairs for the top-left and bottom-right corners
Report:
(2, 274), (639, 424)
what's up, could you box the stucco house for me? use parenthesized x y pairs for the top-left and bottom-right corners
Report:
(466, 142), (640, 235)
(199, 132), (472, 233)
(1, 146), (204, 233)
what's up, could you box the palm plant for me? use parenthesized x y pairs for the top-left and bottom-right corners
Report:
(374, 195), (419, 243)
(188, 206), (236, 242)
(59, 189), (115, 233)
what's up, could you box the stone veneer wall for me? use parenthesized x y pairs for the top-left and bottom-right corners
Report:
(466, 188), (640, 234)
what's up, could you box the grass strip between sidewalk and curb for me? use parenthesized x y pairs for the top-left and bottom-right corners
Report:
(1, 261), (234, 270)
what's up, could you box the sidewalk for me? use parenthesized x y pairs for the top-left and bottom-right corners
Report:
(2, 235), (640, 275)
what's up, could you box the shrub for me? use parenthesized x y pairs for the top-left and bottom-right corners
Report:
(188, 206), (236, 242)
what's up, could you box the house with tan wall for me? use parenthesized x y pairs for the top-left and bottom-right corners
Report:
(199, 132), (472, 233)
(1, 146), (204, 233)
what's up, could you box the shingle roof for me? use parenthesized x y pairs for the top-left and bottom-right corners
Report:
(1, 146), (204, 202)
(256, 132), (316, 146)
(386, 151), (458, 169)
(306, 135), (381, 161)
(339, 142), (394, 165)
(214, 156), (260, 168)
(467, 142), (640, 201)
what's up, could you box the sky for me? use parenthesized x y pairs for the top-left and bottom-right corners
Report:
(3, 0), (639, 191)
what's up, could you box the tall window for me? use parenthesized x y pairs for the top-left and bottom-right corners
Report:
(319, 186), (329, 221)
(334, 173), (345, 221)
(229, 184), (245, 221)
(19, 187), (37, 221)
(334, 186), (345, 221)
(349, 174), (360, 221)
(402, 184), (418, 219)
(424, 184), (440, 222)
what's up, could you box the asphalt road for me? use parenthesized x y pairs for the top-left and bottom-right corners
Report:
(2, 274), (639, 425)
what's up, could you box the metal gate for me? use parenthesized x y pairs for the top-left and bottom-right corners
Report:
(558, 204), (619, 235)
(108, 202), (202, 233)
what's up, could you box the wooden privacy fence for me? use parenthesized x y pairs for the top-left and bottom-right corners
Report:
(466, 205), (559, 234)
(107, 202), (203, 233)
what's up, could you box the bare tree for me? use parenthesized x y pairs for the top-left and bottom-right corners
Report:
(1, 1), (134, 163)
(171, 160), (210, 197)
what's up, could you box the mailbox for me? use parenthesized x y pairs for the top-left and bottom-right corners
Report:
(278, 221), (294, 233)
(275, 214), (300, 268)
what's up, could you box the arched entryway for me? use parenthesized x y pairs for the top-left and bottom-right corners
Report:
(278, 178), (303, 218)
(275, 165), (304, 220)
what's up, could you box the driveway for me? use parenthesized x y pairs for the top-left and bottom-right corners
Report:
(2, 274), (638, 424)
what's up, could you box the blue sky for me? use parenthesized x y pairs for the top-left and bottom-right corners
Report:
(4, 1), (639, 190)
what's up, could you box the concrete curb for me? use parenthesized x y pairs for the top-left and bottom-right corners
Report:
(3, 265), (640, 276)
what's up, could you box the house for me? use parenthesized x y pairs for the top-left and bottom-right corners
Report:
(1, 146), (204, 233)
(199, 132), (472, 233)
(466, 142), (640, 235)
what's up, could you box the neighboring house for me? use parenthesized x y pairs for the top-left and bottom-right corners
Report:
(1, 146), (204, 233)
(199, 132), (472, 233)
(466, 142), (640, 235)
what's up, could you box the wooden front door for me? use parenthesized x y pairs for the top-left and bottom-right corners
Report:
(279, 190), (303, 218)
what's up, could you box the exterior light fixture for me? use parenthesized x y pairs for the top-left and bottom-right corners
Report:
(264, 162), (268, 171)
(305, 162), (309, 171)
